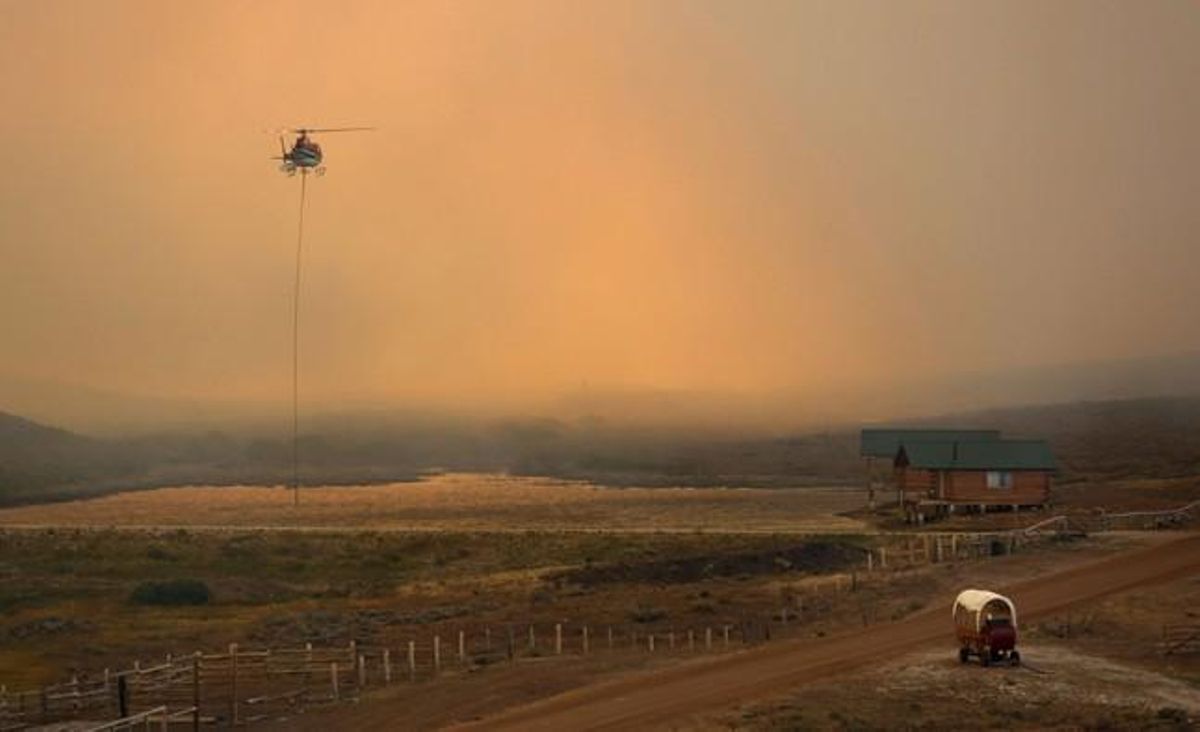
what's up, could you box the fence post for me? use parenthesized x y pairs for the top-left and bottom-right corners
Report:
(705, 627), (712, 650)
(459, 630), (466, 665)
(648, 634), (655, 653)
(879, 546), (887, 569)
(358, 654), (366, 688)
(118, 675), (129, 718)
(688, 629), (695, 651)
(383, 649), (392, 685)
(408, 641), (416, 681)
(669, 630), (675, 650)
(485, 627), (492, 652)
(582, 626), (589, 655)
(102, 669), (112, 715)
(507, 627), (515, 663)
(229, 643), (239, 726)
(555, 623), (563, 655)
(191, 653), (200, 732)
(330, 662), (339, 701)
(434, 635), (441, 674)
(607, 626), (614, 650)
(723, 625), (730, 647)
(528, 625), (536, 652)
(305, 642), (313, 694)
(867, 551), (874, 572)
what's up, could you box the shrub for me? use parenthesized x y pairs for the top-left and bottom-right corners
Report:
(629, 602), (667, 624)
(144, 545), (177, 562)
(129, 579), (211, 606)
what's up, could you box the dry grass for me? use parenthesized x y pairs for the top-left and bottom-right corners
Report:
(0, 526), (869, 687)
(0, 473), (866, 533)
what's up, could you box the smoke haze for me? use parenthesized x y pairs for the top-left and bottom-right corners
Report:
(2, 1), (1198, 431)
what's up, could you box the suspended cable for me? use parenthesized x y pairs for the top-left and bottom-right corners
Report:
(291, 170), (308, 506)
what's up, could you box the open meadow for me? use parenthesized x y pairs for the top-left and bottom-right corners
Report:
(4, 473), (1200, 730)
(0, 474), (863, 692)
(0, 473), (867, 533)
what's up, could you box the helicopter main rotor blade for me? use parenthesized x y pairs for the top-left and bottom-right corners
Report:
(291, 126), (376, 134)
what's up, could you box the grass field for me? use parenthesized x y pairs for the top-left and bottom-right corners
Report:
(0, 474), (860, 687)
(0, 525), (876, 687)
(0, 473), (867, 533)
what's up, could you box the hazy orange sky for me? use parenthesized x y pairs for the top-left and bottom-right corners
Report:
(2, 1), (1198, 426)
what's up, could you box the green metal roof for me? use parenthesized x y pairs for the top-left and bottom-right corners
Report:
(897, 439), (1057, 470)
(860, 428), (1001, 458)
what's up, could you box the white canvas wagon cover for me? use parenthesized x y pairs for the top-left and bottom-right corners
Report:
(953, 589), (1017, 632)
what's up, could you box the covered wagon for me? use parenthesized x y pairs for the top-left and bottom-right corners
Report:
(953, 589), (1019, 666)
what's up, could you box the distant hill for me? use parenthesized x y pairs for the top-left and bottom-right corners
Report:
(925, 396), (1200, 482)
(0, 411), (131, 503)
(0, 395), (1197, 506)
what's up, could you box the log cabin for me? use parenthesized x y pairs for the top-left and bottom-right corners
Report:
(895, 439), (1056, 523)
(859, 428), (1002, 509)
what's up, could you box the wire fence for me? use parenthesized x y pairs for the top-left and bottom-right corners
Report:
(1, 516), (1182, 730)
(0, 620), (771, 731)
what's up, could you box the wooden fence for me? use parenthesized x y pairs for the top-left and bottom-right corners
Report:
(85, 705), (200, 732)
(864, 531), (1036, 573)
(1019, 499), (1200, 537)
(0, 620), (770, 730)
(0, 527), (1104, 731)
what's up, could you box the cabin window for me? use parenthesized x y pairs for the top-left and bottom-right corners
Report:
(987, 471), (1013, 489)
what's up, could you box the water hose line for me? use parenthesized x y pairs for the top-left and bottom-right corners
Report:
(291, 170), (308, 506)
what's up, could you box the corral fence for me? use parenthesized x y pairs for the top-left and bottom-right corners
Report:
(0, 620), (773, 730)
(1020, 499), (1200, 537)
(0, 527), (1046, 731)
(864, 531), (1031, 573)
(2, 515), (1179, 730)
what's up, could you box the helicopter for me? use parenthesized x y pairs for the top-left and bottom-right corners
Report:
(274, 127), (373, 176)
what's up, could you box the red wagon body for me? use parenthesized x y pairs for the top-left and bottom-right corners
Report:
(953, 589), (1019, 666)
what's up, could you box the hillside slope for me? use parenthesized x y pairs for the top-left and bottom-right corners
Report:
(1, 395), (1197, 506)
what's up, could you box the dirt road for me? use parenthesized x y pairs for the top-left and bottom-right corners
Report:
(458, 533), (1200, 730)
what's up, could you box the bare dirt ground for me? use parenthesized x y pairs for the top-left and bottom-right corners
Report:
(259, 532), (1200, 731)
(455, 533), (1200, 731)
(0, 473), (865, 534)
(728, 646), (1200, 730)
